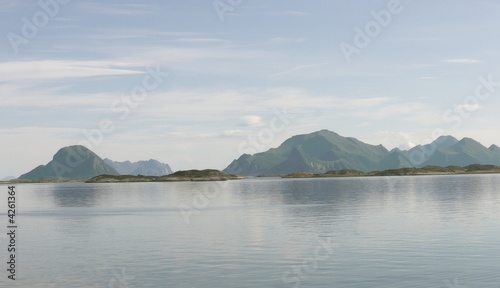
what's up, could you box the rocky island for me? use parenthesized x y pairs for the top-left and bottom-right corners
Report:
(85, 169), (244, 183)
(282, 164), (500, 178)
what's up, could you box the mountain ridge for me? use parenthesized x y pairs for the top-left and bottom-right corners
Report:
(19, 145), (119, 180)
(224, 130), (500, 175)
(104, 159), (173, 176)
(18, 146), (173, 180)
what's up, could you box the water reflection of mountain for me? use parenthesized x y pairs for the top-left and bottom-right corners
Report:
(51, 183), (101, 207)
(233, 175), (500, 214)
(229, 176), (500, 244)
(231, 177), (375, 214)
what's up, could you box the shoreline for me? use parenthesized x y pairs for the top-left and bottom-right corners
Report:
(0, 179), (84, 184)
(3, 171), (499, 184)
(4, 165), (500, 184)
(281, 165), (500, 179)
(85, 169), (244, 183)
(281, 170), (500, 179)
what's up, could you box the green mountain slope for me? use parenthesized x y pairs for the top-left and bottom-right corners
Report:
(224, 130), (389, 175)
(378, 151), (413, 170)
(19, 145), (119, 180)
(404, 135), (458, 165)
(224, 130), (500, 175)
(490, 144), (500, 154)
(423, 138), (500, 167)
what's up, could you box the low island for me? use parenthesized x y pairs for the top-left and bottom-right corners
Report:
(85, 169), (244, 183)
(282, 164), (500, 178)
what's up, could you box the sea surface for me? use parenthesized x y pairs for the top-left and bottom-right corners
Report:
(1, 174), (500, 287)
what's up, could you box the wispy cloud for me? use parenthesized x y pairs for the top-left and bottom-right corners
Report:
(342, 97), (393, 109)
(0, 0), (25, 12)
(266, 37), (305, 45)
(0, 91), (117, 108)
(456, 104), (481, 111)
(443, 58), (482, 64)
(77, 2), (157, 15)
(75, 29), (201, 41)
(0, 60), (144, 81)
(404, 64), (439, 70)
(174, 38), (227, 44)
(338, 98), (433, 123)
(183, 130), (248, 139)
(269, 62), (328, 78)
(281, 11), (309, 17)
(76, 41), (280, 73)
(238, 115), (265, 127)
(0, 126), (80, 137)
(418, 76), (439, 80)
(373, 131), (420, 150)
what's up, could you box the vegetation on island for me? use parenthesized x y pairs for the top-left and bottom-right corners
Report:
(85, 169), (244, 183)
(282, 164), (500, 178)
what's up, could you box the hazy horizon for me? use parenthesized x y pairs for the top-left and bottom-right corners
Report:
(2, 0), (500, 177)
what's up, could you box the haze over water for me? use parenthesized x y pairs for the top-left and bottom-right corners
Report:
(2, 174), (500, 287)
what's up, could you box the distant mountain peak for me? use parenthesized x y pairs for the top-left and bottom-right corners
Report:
(19, 145), (118, 180)
(434, 135), (459, 147)
(458, 137), (482, 145)
(104, 159), (172, 176)
(225, 130), (391, 175)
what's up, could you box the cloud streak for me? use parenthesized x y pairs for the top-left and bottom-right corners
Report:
(76, 2), (157, 15)
(444, 58), (482, 64)
(269, 62), (329, 78)
(0, 60), (144, 81)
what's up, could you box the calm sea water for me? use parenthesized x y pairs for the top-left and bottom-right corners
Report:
(2, 174), (500, 287)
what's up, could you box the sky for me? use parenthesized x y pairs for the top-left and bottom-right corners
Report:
(1, 0), (500, 178)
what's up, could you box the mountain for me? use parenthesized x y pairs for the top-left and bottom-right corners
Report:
(1, 176), (17, 181)
(403, 135), (459, 165)
(224, 130), (389, 175)
(18, 145), (119, 180)
(378, 150), (413, 170)
(104, 159), (172, 176)
(224, 130), (500, 175)
(422, 138), (500, 167)
(490, 144), (500, 154)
